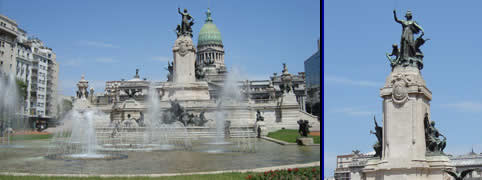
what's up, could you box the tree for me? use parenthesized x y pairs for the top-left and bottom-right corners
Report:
(15, 79), (27, 103)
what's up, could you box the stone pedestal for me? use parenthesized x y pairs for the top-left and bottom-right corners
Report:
(173, 35), (196, 83)
(362, 66), (453, 180)
(159, 82), (210, 101)
(162, 34), (210, 101)
(280, 92), (298, 106)
(296, 137), (314, 146)
(255, 121), (268, 137)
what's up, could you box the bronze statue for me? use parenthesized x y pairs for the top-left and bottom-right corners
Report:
(424, 113), (447, 153)
(297, 120), (311, 137)
(443, 169), (475, 180)
(177, 8), (194, 37)
(386, 43), (400, 67)
(393, 10), (424, 60)
(195, 61), (205, 80)
(370, 116), (383, 158)
(391, 10), (427, 70)
(166, 61), (173, 82)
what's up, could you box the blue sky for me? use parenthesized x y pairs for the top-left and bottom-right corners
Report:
(324, 0), (482, 177)
(0, 0), (320, 96)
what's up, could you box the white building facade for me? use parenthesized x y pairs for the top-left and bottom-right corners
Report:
(0, 14), (59, 126)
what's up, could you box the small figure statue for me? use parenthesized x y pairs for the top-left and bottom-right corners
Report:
(370, 116), (383, 158)
(224, 120), (231, 136)
(256, 110), (264, 122)
(424, 113), (447, 153)
(166, 61), (173, 82)
(297, 119), (311, 137)
(195, 61), (205, 80)
(137, 112), (145, 127)
(386, 43), (400, 67)
(195, 111), (210, 126)
(89, 87), (95, 102)
(134, 69), (140, 79)
(443, 169), (475, 180)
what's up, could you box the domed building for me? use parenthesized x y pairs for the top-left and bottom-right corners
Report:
(196, 8), (227, 80)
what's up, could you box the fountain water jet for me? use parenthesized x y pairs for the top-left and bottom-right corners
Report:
(0, 74), (20, 146)
(207, 68), (245, 145)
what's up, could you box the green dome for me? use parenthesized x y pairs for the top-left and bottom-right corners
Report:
(197, 9), (223, 46)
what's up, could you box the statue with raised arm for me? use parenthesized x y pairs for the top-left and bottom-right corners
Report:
(177, 8), (194, 37)
(370, 116), (383, 158)
(392, 9), (426, 69)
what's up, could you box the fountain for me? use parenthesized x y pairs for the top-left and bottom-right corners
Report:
(0, 74), (19, 146)
(0, 8), (321, 176)
(46, 76), (126, 160)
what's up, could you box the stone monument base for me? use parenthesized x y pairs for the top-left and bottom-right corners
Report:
(159, 82), (210, 101)
(362, 155), (453, 180)
(296, 137), (314, 145)
(280, 92), (298, 106)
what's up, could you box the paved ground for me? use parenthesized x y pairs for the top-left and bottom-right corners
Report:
(0, 161), (321, 177)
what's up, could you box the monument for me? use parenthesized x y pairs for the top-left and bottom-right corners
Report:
(160, 8), (210, 101)
(362, 10), (453, 179)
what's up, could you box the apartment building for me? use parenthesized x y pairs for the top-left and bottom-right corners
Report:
(0, 14), (59, 126)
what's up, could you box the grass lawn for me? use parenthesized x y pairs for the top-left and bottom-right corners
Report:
(267, 129), (320, 144)
(8, 134), (53, 141)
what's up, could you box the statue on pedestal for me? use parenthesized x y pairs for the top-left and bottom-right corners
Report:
(297, 119), (311, 137)
(443, 169), (475, 180)
(370, 116), (383, 158)
(195, 61), (205, 80)
(176, 8), (194, 37)
(424, 113), (447, 153)
(388, 10), (429, 70)
(166, 61), (173, 82)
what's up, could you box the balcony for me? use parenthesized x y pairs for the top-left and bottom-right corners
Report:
(0, 25), (17, 37)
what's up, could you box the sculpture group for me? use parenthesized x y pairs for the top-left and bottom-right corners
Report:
(176, 8), (194, 37)
(370, 117), (382, 158)
(161, 100), (212, 126)
(386, 10), (429, 70)
(424, 113), (447, 153)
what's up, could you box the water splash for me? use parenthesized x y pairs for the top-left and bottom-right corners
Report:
(212, 68), (244, 144)
(0, 74), (19, 145)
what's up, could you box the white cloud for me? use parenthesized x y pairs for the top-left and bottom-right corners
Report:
(330, 107), (375, 116)
(152, 56), (171, 62)
(441, 101), (482, 112)
(325, 75), (381, 87)
(79, 40), (118, 48)
(95, 57), (116, 63)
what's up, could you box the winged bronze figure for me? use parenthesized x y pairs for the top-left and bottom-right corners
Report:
(443, 169), (475, 180)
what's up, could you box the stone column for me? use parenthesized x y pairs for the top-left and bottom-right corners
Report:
(379, 66), (430, 167)
(172, 35), (196, 83)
